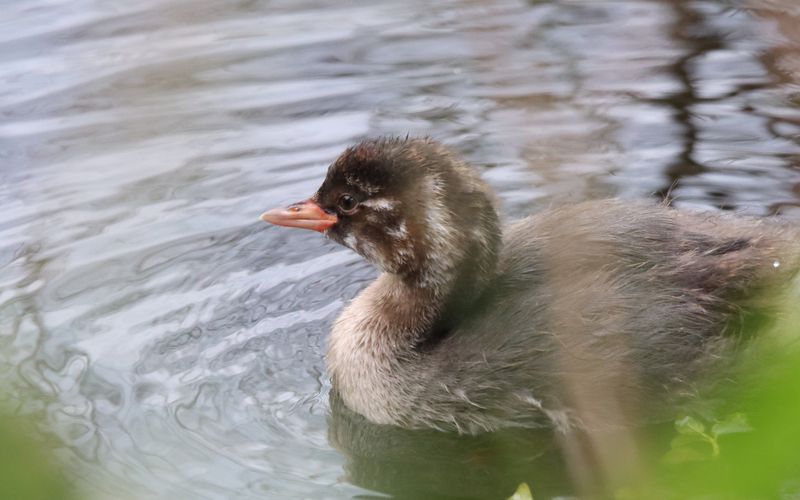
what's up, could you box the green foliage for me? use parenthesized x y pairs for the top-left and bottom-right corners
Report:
(646, 313), (800, 499)
(663, 413), (752, 464)
(507, 482), (534, 500)
(0, 414), (77, 500)
(516, 309), (800, 500)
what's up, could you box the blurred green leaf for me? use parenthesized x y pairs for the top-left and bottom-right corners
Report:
(0, 414), (77, 500)
(675, 415), (705, 436)
(662, 444), (712, 464)
(507, 482), (533, 500)
(711, 413), (753, 437)
(670, 433), (708, 449)
(642, 312), (800, 498)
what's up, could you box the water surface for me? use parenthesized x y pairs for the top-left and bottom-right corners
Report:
(1, 0), (800, 498)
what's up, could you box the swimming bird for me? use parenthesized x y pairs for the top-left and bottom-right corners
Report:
(261, 137), (800, 434)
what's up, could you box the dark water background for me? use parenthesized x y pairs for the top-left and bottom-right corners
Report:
(1, 0), (800, 498)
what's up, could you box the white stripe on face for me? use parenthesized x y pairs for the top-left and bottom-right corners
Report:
(418, 174), (460, 288)
(361, 198), (398, 212)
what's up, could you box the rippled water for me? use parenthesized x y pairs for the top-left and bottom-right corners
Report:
(2, 0), (800, 498)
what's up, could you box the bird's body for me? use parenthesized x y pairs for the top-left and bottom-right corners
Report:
(328, 199), (799, 433)
(262, 138), (800, 434)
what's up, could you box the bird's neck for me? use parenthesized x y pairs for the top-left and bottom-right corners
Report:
(391, 239), (501, 349)
(328, 213), (502, 380)
(326, 243), (499, 424)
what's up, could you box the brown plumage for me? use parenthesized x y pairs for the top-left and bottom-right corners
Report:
(261, 137), (800, 434)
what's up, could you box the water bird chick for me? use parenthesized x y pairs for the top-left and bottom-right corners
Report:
(261, 137), (800, 434)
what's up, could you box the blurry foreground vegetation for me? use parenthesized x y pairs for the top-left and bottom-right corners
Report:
(512, 293), (800, 500)
(639, 294), (800, 499)
(0, 411), (76, 500)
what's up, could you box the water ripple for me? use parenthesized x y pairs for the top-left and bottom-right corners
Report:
(1, 0), (799, 499)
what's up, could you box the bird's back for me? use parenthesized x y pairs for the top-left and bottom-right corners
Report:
(424, 200), (800, 431)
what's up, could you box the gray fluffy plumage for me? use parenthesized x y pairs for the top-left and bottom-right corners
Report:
(314, 138), (800, 435)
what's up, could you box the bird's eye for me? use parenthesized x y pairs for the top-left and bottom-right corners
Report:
(338, 194), (357, 213)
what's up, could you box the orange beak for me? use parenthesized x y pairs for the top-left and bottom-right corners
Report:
(260, 199), (338, 233)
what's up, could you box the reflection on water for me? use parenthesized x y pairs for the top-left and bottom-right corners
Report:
(328, 394), (571, 500)
(1, 0), (799, 498)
